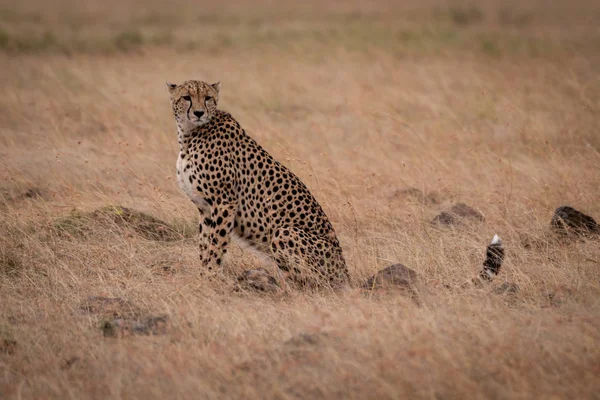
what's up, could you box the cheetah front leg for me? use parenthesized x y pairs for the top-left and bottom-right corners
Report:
(201, 202), (237, 271)
(197, 208), (210, 264)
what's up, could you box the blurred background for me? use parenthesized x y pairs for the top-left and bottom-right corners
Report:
(1, 0), (599, 57)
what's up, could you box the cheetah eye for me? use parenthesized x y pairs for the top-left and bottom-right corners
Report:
(205, 96), (213, 102)
(182, 95), (191, 101)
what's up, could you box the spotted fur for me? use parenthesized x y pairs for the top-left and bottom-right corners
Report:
(167, 80), (349, 288)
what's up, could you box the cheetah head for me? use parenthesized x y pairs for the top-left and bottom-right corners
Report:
(166, 80), (220, 130)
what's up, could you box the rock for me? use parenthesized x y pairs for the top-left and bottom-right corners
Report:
(550, 206), (598, 237)
(102, 315), (169, 338)
(363, 264), (418, 291)
(234, 268), (280, 294)
(432, 203), (484, 225)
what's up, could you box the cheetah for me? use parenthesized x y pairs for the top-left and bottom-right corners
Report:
(166, 80), (349, 288)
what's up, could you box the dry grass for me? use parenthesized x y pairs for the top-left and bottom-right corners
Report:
(1, 0), (600, 398)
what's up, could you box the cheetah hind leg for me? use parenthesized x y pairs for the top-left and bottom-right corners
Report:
(270, 227), (349, 290)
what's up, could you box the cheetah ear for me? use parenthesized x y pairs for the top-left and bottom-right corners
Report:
(166, 82), (178, 94)
(210, 81), (221, 93)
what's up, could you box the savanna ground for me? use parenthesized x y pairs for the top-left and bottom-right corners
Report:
(1, 0), (600, 398)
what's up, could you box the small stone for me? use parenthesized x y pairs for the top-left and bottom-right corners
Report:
(234, 268), (280, 293)
(550, 206), (598, 238)
(432, 203), (484, 225)
(363, 264), (418, 291)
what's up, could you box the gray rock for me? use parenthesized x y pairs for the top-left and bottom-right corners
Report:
(550, 206), (598, 237)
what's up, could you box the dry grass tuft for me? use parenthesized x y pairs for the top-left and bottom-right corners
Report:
(1, 0), (600, 398)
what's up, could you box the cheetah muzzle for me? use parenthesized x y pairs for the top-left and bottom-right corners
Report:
(167, 80), (349, 288)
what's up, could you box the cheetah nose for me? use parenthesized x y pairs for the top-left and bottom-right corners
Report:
(193, 111), (205, 118)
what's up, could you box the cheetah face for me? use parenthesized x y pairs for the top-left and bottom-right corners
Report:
(166, 80), (220, 130)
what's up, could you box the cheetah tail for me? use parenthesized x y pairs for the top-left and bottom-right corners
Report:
(472, 234), (504, 286)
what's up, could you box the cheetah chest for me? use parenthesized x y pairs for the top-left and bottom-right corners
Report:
(176, 152), (210, 212)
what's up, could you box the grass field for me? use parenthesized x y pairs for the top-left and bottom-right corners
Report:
(1, 0), (600, 398)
